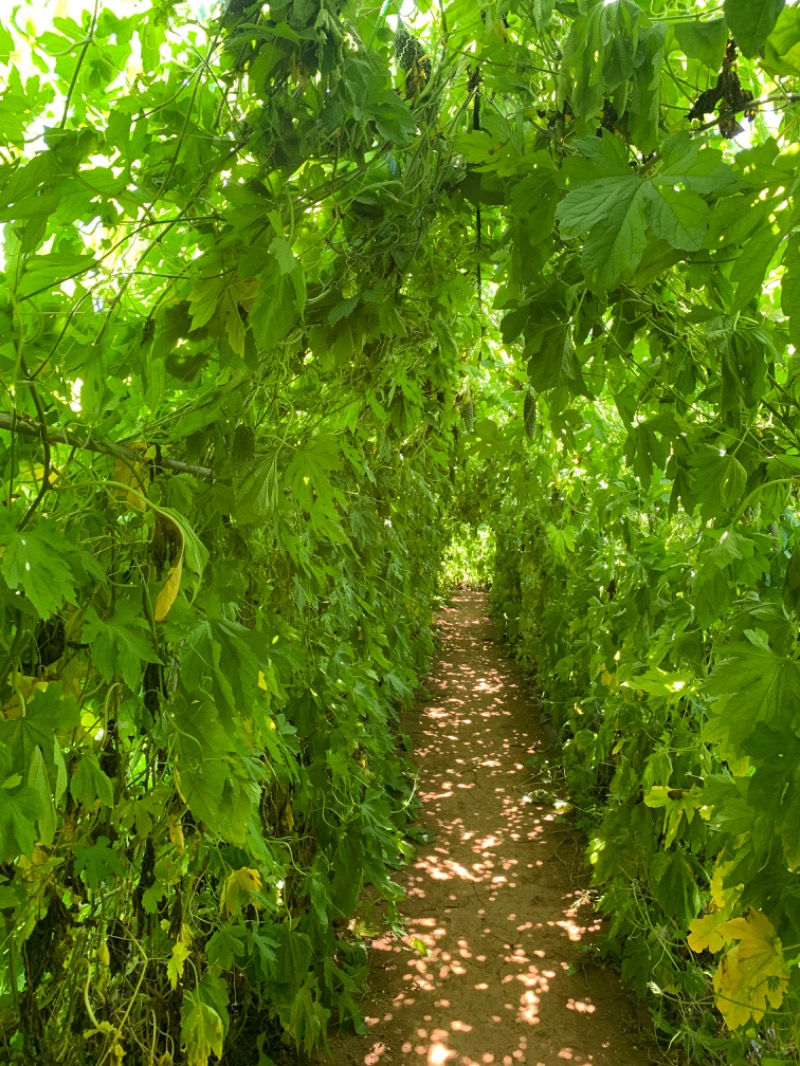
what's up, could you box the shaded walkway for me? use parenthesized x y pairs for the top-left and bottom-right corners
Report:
(320, 591), (652, 1066)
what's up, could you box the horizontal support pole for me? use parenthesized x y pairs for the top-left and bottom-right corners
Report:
(0, 413), (214, 480)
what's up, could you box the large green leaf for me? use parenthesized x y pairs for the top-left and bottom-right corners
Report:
(557, 168), (648, 292)
(250, 262), (304, 351)
(0, 784), (43, 862)
(763, 7), (800, 75)
(83, 601), (161, 690)
(745, 728), (800, 869)
(171, 699), (257, 844)
(181, 991), (225, 1066)
(74, 835), (124, 890)
(70, 753), (115, 808)
(276, 924), (314, 990)
(0, 684), (79, 773)
(655, 134), (736, 196)
(673, 19), (729, 69)
(644, 185), (709, 251)
(704, 633), (800, 759)
(556, 134), (732, 290)
(0, 516), (77, 619)
(724, 0), (785, 57)
(181, 617), (260, 725)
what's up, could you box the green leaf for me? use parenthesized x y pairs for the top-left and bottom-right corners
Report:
(288, 981), (330, 1054)
(763, 8), (800, 75)
(651, 850), (701, 921)
(784, 542), (800, 613)
(724, 0), (785, 58)
(558, 6), (606, 131)
(70, 753), (115, 808)
(0, 885), (22, 909)
(0, 784), (43, 862)
(206, 925), (247, 970)
(181, 991), (225, 1066)
(269, 237), (298, 274)
(656, 134), (736, 196)
(453, 130), (497, 166)
(369, 90), (416, 145)
(546, 522), (576, 561)
(251, 268), (301, 350)
(533, 0), (555, 29)
(673, 19), (729, 70)
(74, 835), (124, 889)
(17, 252), (99, 297)
(168, 940), (191, 990)
(694, 565), (733, 630)
(645, 186), (709, 251)
(28, 745), (56, 846)
(285, 433), (342, 505)
(628, 23), (666, 154)
(690, 449), (747, 516)
(151, 505), (209, 577)
(277, 925), (313, 990)
(745, 727), (800, 869)
(235, 454), (279, 526)
(187, 276), (223, 331)
(83, 601), (161, 690)
(171, 700), (257, 844)
(557, 170), (648, 291)
(0, 684), (79, 773)
(731, 217), (791, 313)
(181, 618), (260, 725)
(526, 321), (584, 393)
(0, 516), (77, 619)
(704, 635), (800, 760)
(781, 233), (800, 346)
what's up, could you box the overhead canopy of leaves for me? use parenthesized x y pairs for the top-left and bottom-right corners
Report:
(4, 0), (800, 1061)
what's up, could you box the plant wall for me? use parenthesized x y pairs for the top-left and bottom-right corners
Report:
(4, 0), (800, 1063)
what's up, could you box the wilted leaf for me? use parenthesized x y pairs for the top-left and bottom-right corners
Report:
(155, 551), (183, 623)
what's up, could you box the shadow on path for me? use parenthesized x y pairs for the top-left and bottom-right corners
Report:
(319, 591), (653, 1066)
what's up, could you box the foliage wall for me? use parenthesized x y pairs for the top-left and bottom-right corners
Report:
(452, 2), (800, 1062)
(5, 0), (800, 1063)
(0, 1), (468, 1061)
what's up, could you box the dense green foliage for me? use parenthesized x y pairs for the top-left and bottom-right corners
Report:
(5, 0), (800, 1062)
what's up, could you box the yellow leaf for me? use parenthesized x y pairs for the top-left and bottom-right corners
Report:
(2, 673), (41, 719)
(712, 910), (788, 1028)
(599, 664), (615, 687)
(31, 462), (60, 485)
(719, 909), (773, 955)
(710, 862), (741, 909)
(688, 910), (729, 954)
(168, 813), (185, 854)
(155, 551), (183, 623)
(84, 1021), (124, 1062)
(167, 940), (190, 991)
(112, 448), (148, 510)
(220, 867), (263, 917)
(711, 867), (727, 908)
(279, 800), (294, 833)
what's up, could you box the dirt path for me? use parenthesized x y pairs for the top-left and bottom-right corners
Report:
(318, 591), (654, 1066)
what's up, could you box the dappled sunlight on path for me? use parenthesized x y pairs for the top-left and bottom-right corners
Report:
(319, 592), (651, 1066)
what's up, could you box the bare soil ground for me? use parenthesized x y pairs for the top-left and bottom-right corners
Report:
(315, 590), (655, 1066)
